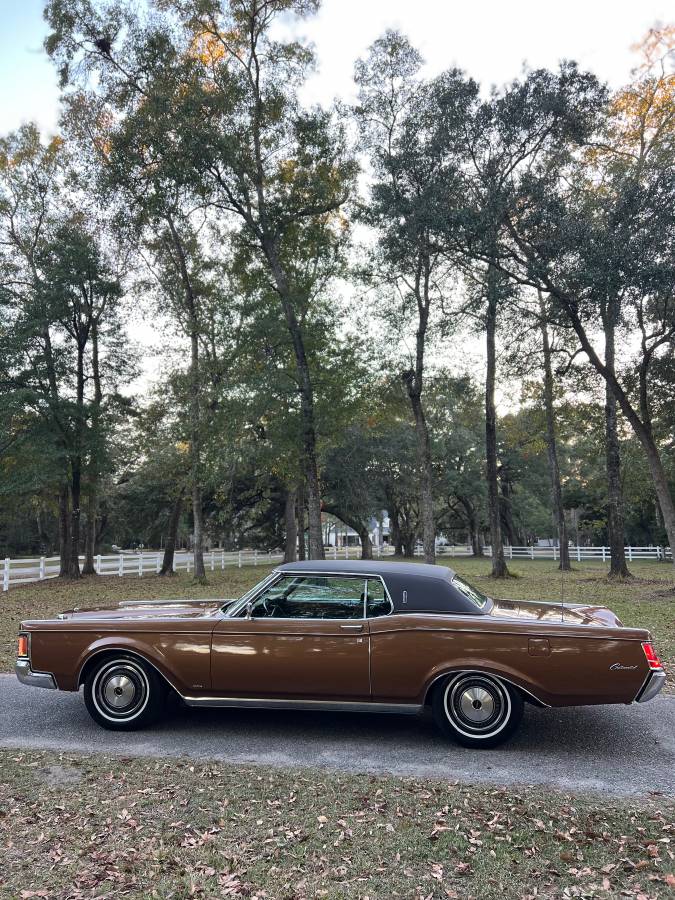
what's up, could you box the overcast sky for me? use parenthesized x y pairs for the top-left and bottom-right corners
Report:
(0, 0), (670, 401)
(1, 0), (672, 137)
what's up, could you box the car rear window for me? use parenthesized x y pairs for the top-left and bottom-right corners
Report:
(452, 575), (489, 609)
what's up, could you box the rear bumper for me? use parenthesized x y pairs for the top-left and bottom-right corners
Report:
(635, 670), (667, 703)
(15, 658), (57, 690)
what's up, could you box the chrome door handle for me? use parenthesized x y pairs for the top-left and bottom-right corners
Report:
(340, 624), (364, 631)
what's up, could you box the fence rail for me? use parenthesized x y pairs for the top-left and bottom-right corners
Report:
(1, 543), (671, 592)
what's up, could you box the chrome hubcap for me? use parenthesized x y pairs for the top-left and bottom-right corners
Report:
(446, 674), (510, 736)
(103, 674), (136, 710)
(93, 661), (149, 720)
(458, 686), (494, 723)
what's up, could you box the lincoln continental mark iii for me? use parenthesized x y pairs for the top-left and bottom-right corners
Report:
(16, 560), (666, 748)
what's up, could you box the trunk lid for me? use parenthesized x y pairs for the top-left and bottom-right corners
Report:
(490, 597), (623, 627)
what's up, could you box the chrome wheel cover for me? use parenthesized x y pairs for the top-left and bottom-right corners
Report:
(444, 674), (511, 739)
(92, 660), (150, 722)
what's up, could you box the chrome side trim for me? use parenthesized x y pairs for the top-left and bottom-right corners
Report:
(15, 658), (57, 690)
(424, 668), (551, 708)
(635, 670), (666, 703)
(181, 695), (423, 715)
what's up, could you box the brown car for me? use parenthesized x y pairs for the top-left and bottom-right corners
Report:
(16, 560), (666, 748)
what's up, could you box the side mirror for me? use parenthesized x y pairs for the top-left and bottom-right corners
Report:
(245, 601), (254, 620)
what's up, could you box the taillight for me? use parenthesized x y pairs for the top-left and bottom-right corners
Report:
(642, 642), (663, 670)
(17, 634), (29, 658)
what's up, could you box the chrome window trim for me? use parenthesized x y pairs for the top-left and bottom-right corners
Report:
(365, 576), (394, 619)
(227, 571), (393, 622)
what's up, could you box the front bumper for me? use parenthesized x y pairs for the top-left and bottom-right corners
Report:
(16, 658), (57, 690)
(636, 669), (667, 703)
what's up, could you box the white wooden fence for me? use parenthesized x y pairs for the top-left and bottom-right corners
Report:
(1, 543), (671, 592)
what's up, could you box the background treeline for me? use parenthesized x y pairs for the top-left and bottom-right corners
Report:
(0, 1), (673, 581)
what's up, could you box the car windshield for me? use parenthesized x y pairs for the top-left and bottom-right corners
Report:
(223, 572), (277, 614)
(452, 575), (490, 610)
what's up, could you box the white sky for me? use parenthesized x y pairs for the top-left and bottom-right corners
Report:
(1, 0), (671, 400)
(2, 0), (671, 136)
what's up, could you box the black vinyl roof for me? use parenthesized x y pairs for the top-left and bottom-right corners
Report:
(275, 560), (486, 615)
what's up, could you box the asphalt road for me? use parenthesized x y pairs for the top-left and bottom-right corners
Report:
(1, 674), (673, 797)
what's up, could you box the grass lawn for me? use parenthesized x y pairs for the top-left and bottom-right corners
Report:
(1, 749), (673, 899)
(1, 556), (673, 687)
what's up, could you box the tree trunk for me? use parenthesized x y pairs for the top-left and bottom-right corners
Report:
(82, 321), (102, 577)
(403, 531), (416, 558)
(323, 504), (373, 560)
(66, 339), (85, 580)
(284, 486), (298, 563)
(538, 294), (571, 571)
(166, 215), (206, 583)
(264, 248), (324, 560)
(603, 309), (631, 578)
(401, 250), (435, 565)
(58, 485), (71, 577)
(159, 488), (185, 576)
(404, 380), (435, 565)
(531, 281), (675, 568)
(485, 264), (509, 577)
(296, 481), (306, 560)
(459, 496), (483, 557)
(389, 503), (403, 556)
(68, 460), (82, 578)
(82, 488), (98, 576)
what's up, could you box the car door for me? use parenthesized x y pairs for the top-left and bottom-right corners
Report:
(211, 574), (370, 700)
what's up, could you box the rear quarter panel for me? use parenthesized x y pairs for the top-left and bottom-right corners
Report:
(368, 614), (649, 706)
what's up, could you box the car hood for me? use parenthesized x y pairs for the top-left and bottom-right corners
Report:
(53, 598), (237, 622)
(490, 597), (623, 627)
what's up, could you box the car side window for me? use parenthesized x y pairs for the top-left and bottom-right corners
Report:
(246, 575), (366, 619)
(366, 578), (392, 618)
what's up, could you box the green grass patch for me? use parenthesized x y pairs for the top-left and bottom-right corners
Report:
(0, 749), (673, 899)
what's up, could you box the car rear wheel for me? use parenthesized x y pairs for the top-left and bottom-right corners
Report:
(432, 672), (523, 748)
(84, 655), (166, 731)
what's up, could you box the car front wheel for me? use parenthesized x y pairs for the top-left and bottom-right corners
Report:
(432, 672), (523, 748)
(84, 655), (166, 731)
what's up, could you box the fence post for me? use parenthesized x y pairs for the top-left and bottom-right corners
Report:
(530, 545), (534, 560)
(118, 555), (124, 577)
(138, 554), (143, 577)
(254, 549), (258, 566)
(3, 559), (9, 592)
(172, 552), (177, 573)
(509, 545), (513, 560)
(187, 555), (191, 574)
(553, 545), (557, 562)
(601, 546), (606, 563)
(628, 545), (633, 562)
(238, 550), (242, 568)
(222, 549), (225, 570)
(576, 545), (581, 563)
(39, 556), (46, 580)
(155, 553), (160, 574)
(211, 550), (215, 571)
